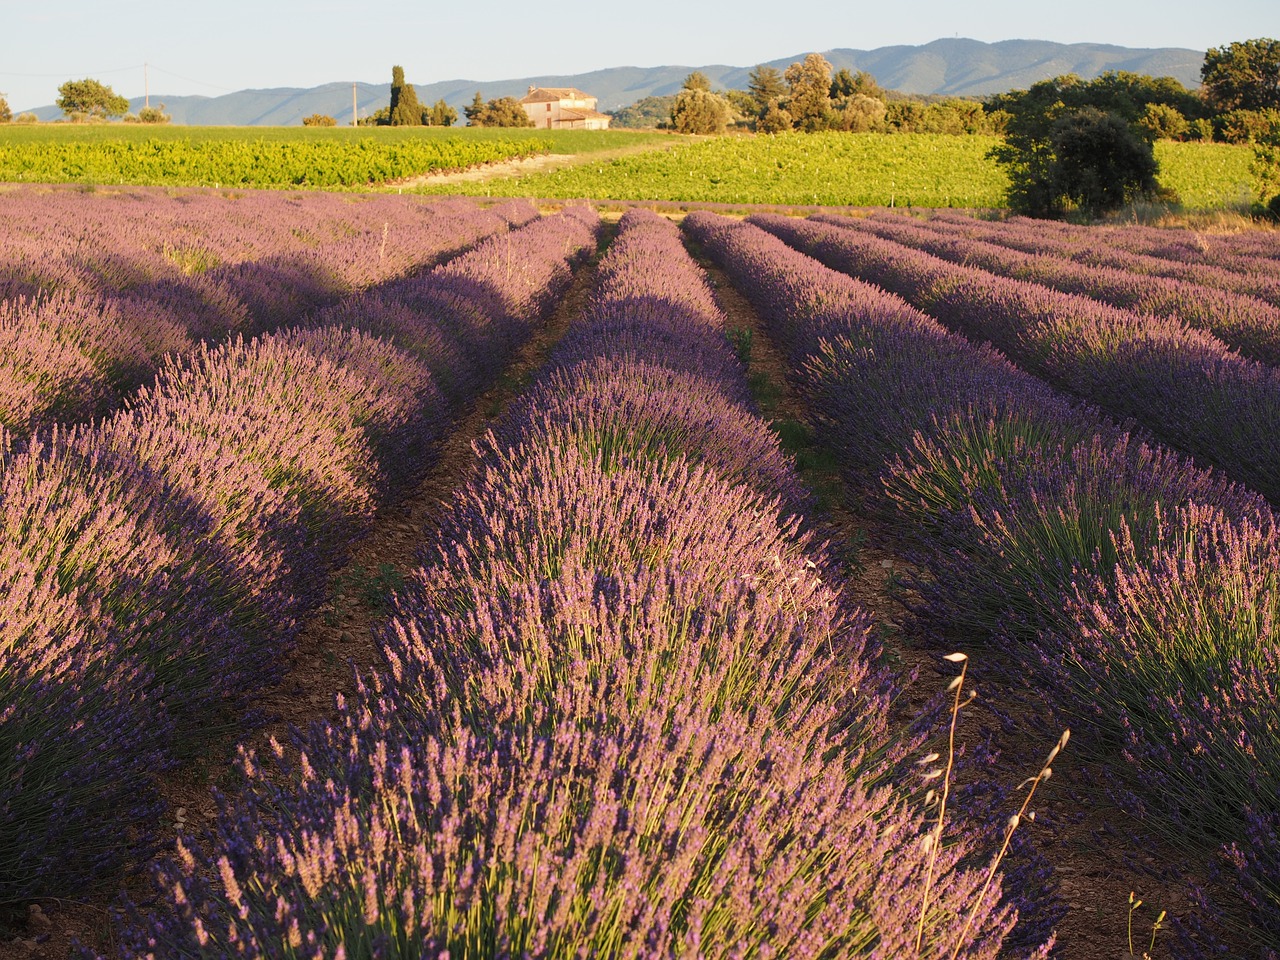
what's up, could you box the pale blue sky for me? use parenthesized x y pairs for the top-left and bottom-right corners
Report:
(1, 0), (1275, 111)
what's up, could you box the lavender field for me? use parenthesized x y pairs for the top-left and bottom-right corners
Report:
(2, 186), (1280, 959)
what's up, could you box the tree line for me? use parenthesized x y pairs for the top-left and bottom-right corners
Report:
(0, 66), (537, 130)
(620, 40), (1278, 219)
(988, 38), (1279, 218)
(616, 57), (1001, 137)
(0, 78), (171, 124)
(356, 67), (532, 128)
(621, 42), (1278, 147)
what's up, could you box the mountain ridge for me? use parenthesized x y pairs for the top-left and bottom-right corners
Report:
(26, 38), (1204, 126)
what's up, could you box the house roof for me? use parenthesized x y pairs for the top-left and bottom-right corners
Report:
(558, 107), (611, 122)
(519, 86), (594, 104)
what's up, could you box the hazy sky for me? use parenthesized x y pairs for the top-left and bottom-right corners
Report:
(2, 0), (1275, 110)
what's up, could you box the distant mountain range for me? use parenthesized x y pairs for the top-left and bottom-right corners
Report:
(28, 38), (1205, 127)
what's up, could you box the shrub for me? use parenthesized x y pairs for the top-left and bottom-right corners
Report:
(302, 113), (337, 127)
(1217, 107), (1280, 144)
(1138, 102), (1189, 140)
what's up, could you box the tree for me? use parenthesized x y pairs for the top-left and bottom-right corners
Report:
(1048, 107), (1158, 216)
(834, 94), (886, 133)
(1201, 38), (1280, 113)
(987, 72), (1202, 128)
(886, 98), (996, 135)
(388, 66), (406, 117)
(784, 54), (836, 132)
(56, 78), (129, 120)
(683, 71), (712, 93)
(488, 97), (533, 127)
(1138, 102), (1189, 140)
(1217, 107), (1280, 143)
(747, 65), (787, 114)
(724, 89), (757, 127)
(424, 98), (457, 127)
(388, 65), (423, 126)
(989, 74), (1171, 217)
(830, 68), (882, 100)
(609, 95), (678, 129)
(138, 104), (170, 124)
(671, 73), (731, 134)
(1247, 113), (1280, 211)
(466, 95), (533, 127)
(302, 113), (337, 126)
(758, 100), (792, 134)
(0, 95), (10, 124)
(671, 88), (731, 134)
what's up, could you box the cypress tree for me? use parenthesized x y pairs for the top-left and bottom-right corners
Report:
(389, 65), (405, 118)
(388, 65), (423, 126)
(391, 83), (423, 126)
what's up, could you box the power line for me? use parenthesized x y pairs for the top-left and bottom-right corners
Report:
(0, 65), (144, 78)
(145, 64), (238, 93)
(0, 63), (237, 93)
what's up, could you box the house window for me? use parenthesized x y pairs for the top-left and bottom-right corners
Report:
(546, 103), (551, 112)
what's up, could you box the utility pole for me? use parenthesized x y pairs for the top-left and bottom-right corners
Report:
(145, 63), (149, 110)
(352, 82), (357, 127)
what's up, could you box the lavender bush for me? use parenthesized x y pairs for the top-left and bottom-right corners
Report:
(0, 188), (536, 437)
(843, 211), (1280, 363)
(1, 207), (595, 905)
(917, 211), (1280, 310)
(693, 211), (1280, 957)
(104, 207), (1040, 959)
(756, 213), (1280, 506)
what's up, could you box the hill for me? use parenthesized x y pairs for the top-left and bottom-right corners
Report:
(26, 38), (1205, 126)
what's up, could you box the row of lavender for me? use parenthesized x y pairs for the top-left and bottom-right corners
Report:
(916, 210), (1280, 309)
(759, 214), (1280, 509)
(0, 208), (599, 907)
(838, 210), (1280, 365)
(0, 188), (520, 303)
(0, 189), (537, 436)
(686, 211), (1280, 956)
(932, 210), (1280, 277)
(101, 209), (1037, 958)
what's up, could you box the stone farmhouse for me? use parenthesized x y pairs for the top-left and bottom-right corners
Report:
(518, 87), (612, 130)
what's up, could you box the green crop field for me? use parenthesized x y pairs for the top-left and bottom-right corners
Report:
(1152, 140), (1257, 210)
(416, 132), (1259, 212)
(0, 125), (564, 188)
(418, 132), (1011, 207)
(0, 124), (1258, 210)
(0, 125), (666, 189)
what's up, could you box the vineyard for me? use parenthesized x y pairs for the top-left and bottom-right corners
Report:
(0, 126), (1258, 207)
(1, 182), (1280, 960)
(0, 132), (550, 188)
(415, 132), (1257, 211)
(0, 127), (675, 189)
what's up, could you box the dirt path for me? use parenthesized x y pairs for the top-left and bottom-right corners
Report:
(691, 244), (1186, 960)
(388, 139), (686, 188)
(3, 225), (612, 960)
